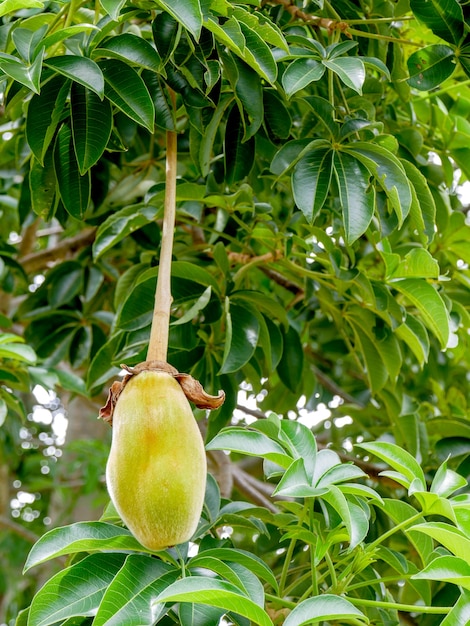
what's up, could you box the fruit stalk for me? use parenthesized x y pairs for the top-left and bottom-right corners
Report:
(147, 89), (177, 362)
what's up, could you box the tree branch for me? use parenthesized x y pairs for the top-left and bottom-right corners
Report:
(0, 515), (39, 543)
(20, 228), (96, 273)
(266, 0), (350, 35)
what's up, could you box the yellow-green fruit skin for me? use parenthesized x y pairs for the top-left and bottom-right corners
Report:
(106, 370), (207, 551)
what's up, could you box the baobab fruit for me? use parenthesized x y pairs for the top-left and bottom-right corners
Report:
(100, 361), (224, 551)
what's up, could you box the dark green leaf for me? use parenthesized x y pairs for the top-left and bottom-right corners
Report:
(45, 56), (104, 98)
(277, 325), (303, 393)
(71, 83), (112, 174)
(282, 58), (325, 98)
(323, 57), (365, 94)
(292, 144), (333, 222)
(54, 122), (90, 219)
(220, 302), (260, 374)
(100, 59), (155, 132)
(410, 0), (464, 45)
(154, 0), (203, 40)
(94, 33), (162, 71)
(407, 45), (456, 91)
(334, 151), (374, 244)
(224, 105), (255, 185)
(26, 74), (70, 164)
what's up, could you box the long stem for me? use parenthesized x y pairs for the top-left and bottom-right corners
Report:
(147, 90), (177, 362)
(348, 597), (451, 615)
(366, 511), (423, 552)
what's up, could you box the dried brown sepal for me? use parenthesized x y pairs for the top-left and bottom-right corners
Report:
(174, 373), (225, 410)
(99, 360), (225, 426)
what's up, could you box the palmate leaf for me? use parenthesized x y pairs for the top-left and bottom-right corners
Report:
(71, 83), (112, 174)
(407, 45), (456, 91)
(357, 441), (426, 490)
(333, 151), (375, 244)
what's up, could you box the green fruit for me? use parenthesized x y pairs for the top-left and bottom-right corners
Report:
(106, 369), (207, 550)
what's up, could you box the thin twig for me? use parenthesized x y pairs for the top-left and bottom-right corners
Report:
(147, 89), (177, 362)
(20, 228), (96, 272)
(0, 514), (39, 543)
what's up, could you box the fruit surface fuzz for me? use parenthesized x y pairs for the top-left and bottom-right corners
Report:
(106, 369), (207, 550)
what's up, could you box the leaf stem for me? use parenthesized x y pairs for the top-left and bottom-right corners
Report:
(147, 89), (177, 363)
(366, 511), (423, 552)
(347, 597), (452, 615)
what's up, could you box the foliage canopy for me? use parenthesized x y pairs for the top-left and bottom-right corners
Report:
(2, 0), (470, 624)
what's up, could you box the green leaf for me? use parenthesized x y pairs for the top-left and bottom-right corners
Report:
(431, 460), (467, 497)
(27, 553), (126, 626)
(357, 441), (426, 490)
(388, 249), (439, 280)
(54, 122), (90, 219)
(292, 144), (333, 222)
(199, 93), (233, 176)
(206, 428), (292, 468)
(191, 548), (279, 593)
(153, 577), (274, 626)
(23, 522), (154, 572)
(172, 286), (212, 325)
(224, 105), (255, 185)
(93, 556), (178, 626)
(0, 48), (43, 93)
(400, 160), (436, 244)
(345, 142), (412, 226)
(101, 0), (126, 19)
(395, 314), (429, 366)
(30, 149), (58, 218)
(407, 45), (456, 91)
(392, 278), (450, 348)
(277, 325), (303, 393)
(0, 342), (36, 363)
(71, 83), (112, 174)
(100, 59), (155, 132)
(220, 302), (260, 374)
(440, 590), (470, 626)
(238, 22), (277, 84)
(26, 74), (70, 164)
(283, 595), (367, 626)
(348, 321), (388, 393)
(409, 522), (470, 560)
(13, 25), (47, 64)
(0, 0), (44, 17)
(224, 53), (263, 140)
(410, 0), (464, 45)
(45, 56), (104, 98)
(93, 33), (162, 71)
(0, 398), (7, 427)
(48, 261), (83, 308)
(282, 58), (325, 98)
(323, 57), (365, 94)
(153, 0), (203, 40)
(93, 204), (159, 260)
(334, 151), (374, 244)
